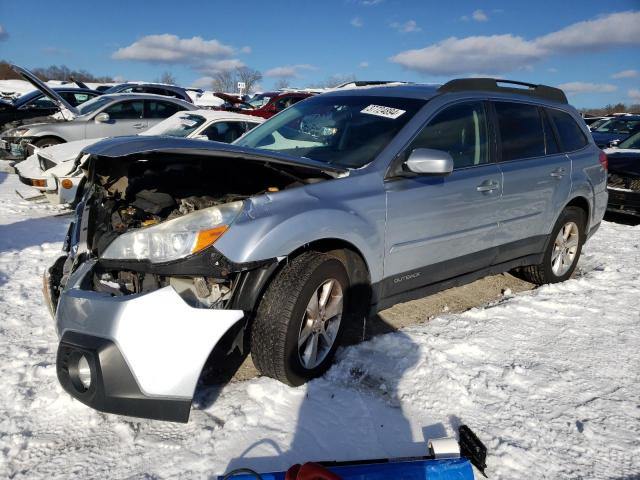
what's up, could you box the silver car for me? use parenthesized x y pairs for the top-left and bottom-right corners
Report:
(1, 66), (195, 158)
(47, 79), (607, 422)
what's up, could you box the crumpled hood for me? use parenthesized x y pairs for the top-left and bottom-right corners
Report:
(39, 138), (104, 163)
(82, 136), (348, 174)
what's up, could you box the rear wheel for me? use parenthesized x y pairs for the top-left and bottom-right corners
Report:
(514, 206), (586, 285)
(250, 251), (350, 386)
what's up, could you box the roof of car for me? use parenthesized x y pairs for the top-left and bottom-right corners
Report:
(180, 109), (266, 123)
(97, 93), (194, 103)
(318, 83), (441, 100)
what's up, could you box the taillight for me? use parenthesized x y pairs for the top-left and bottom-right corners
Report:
(599, 150), (608, 171)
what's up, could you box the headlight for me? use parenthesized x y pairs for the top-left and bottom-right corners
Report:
(101, 201), (244, 263)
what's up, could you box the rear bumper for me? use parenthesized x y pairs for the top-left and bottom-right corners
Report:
(54, 260), (245, 422)
(607, 187), (640, 216)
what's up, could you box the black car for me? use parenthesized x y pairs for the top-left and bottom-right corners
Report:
(102, 83), (194, 103)
(606, 131), (640, 217)
(0, 87), (101, 131)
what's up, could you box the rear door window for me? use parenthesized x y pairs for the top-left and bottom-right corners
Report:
(494, 102), (545, 161)
(546, 108), (589, 152)
(201, 121), (247, 143)
(144, 100), (184, 119)
(541, 109), (560, 155)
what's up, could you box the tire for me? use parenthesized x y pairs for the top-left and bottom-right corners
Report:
(250, 251), (350, 386)
(515, 207), (586, 285)
(34, 137), (63, 149)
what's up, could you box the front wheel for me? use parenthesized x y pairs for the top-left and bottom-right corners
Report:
(34, 137), (63, 149)
(250, 251), (350, 386)
(514, 206), (586, 285)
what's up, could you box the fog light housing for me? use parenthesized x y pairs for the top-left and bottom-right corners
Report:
(77, 355), (92, 389)
(61, 178), (73, 189)
(68, 351), (94, 393)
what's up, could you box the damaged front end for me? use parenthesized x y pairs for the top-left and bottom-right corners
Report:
(48, 138), (341, 422)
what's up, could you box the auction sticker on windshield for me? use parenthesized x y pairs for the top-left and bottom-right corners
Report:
(361, 104), (406, 119)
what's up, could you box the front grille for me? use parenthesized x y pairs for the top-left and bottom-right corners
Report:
(38, 154), (55, 172)
(608, 173), (640, 192)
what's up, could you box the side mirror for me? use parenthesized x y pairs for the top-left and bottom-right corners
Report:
(95, 112), (110, 123)
(192, 134), (209, 141)
(404, 148), (454, 175)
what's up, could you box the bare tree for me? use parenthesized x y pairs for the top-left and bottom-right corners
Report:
(235, 67), (262, 93)
(307, 74), (357, 89)
(211, 67), (263, 93)
(156, 71), (177, 85)
(274, 78), (291, 90)
(211, 70), (235, 93)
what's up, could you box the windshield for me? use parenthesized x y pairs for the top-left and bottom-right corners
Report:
(142, 113), (207, 137)
(13, 90), (45, 107)
(618, 131), (640, 149)
(236, 95), (426, 168)
(102, 84), (126, 94)
(77, 96), (113, 116)
(246, 93), (272, 109)
(594, 118), (640, 134)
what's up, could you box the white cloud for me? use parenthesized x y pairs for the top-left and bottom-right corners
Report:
(629, 89), (640, 101)
(359, 61), (369, 68)
(199, 59), (246, 73)
(547, 67), (558, 73)
(611, 69), (638, 79)
(190, 76), (214, 89)
(112, 34), (238, 64)
(390, 20), (421, 33)
(535, 11), (640, 52)
(461, 9), (489, 22)
(558, 82), (617, 95)
(472, 10), (488, 22)
(361, 0), (383, 4)
(264, 64), (316, 78)
(390, 34), (544, 75)
(351, 17), (364, 28)
(391, 11), (640, 76)
(0, 25), (8, 41)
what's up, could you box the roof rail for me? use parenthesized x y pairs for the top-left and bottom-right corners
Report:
(438, 78), (568, 104)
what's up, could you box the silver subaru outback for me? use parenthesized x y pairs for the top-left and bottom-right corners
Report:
(46, 79), (608, 422)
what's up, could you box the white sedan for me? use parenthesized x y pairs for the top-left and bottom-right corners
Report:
(15, 109), (264, 204)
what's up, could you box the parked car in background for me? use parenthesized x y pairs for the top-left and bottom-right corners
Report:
(16, 110), (264, 204)
(0, 87), (101, 131)
(605, 131), (640, 217)
(217, 90), (315, 118)
(46, 78), (606, 422)
(583, 116), (606, 127)
(1, 93), (195, 159)
(590, 115), (640, 148)
(102, 82), (194, 103)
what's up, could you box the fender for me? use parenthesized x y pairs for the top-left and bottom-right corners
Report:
(215, 175), (387, 283)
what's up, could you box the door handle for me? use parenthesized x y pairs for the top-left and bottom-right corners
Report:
(550, 167), (566, 178)
(132, 123), (146, 129)
(476, 180), (499, 192)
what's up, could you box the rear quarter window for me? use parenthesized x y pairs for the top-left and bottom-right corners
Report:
(546, 108), (588, 152)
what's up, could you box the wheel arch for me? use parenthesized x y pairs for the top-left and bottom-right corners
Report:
(564, 195), (591, 233)
(33, 135), (66, 146)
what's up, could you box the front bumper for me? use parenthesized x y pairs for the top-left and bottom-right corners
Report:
(607, 187), (640, 217)
(54, 260), (245, 422)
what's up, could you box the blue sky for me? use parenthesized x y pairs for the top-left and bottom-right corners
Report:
(0, 0), (639, 107)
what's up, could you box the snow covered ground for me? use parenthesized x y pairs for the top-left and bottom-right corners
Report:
(0, 171), (638, 479)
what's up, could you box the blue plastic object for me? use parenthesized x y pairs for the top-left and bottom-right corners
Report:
(219, 457), (475, 480)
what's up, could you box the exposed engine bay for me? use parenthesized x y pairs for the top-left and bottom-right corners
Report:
(70, 151), (334, 310)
